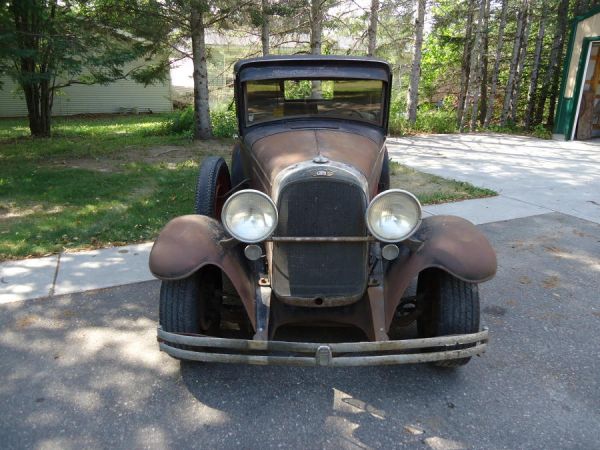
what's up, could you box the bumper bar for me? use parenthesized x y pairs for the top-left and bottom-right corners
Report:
(157, 326), (489, 367)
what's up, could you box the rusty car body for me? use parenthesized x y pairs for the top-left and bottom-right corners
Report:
(150, 56), (496, 367)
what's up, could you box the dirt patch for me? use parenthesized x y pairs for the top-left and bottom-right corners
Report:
(542, 275), (560, 289)
(15, 315), (37, 329)
(43, 139), (234, 173)
(519, 276), (532, 285)
(390, 166), (449, 196)
(0, 203), (64, 220)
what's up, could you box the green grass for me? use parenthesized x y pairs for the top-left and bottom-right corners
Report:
(0, 162), (198, 258)
(389, 161), (497, 205)
(0, 114), (190, 162)
(0, 114), (496, 260)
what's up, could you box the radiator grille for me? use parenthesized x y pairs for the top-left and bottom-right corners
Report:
(272, 176), (368, 300)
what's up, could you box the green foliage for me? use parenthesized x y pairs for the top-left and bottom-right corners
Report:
(485, 122), (552, 139)
(531, 124), (552, 140)
(166, 107), (195, 137)
(389, 96), (457, 135)
(0, 0), (170, 136)
(284, 80), (313, 99)
(164, 105), (238, 138)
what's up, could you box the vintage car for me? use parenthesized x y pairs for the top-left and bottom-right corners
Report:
(150, 55), (496, 368)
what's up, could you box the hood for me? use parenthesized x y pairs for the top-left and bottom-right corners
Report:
(247, 129), (386, 198)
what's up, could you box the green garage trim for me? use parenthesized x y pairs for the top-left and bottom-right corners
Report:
(554, 6), (600, 140)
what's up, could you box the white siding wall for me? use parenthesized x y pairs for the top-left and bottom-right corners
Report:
(0, 72), (172, 117)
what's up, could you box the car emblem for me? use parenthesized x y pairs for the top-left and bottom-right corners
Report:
(312, 169), (334, 177)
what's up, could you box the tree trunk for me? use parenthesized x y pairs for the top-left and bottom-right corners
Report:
(483, 0), (508, 127)
(534, 0), (569, 126)
(310, 0), (323, 55)
(524, 2), (547, 129)
(500, 0), (528, 126)
(456, 0), (476, 128)
(406, 0), (426, 125)
(510, 3), (530, 124)
(467, 0), (487, 131)
(310, 0), (324, 98)
(261, 0), (270, 56)
(478, 0), (491, 125)
(367, 0), (379, 56)
(12, 0), (52, 137)
(190, 6), (212, 140)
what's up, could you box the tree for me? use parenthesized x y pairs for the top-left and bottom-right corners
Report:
(524, 0), (547, 129)
(510, 1), (531, 124)
(500, 0), (528, 126)
(483, 0), (508, 127)
(0, 0), (167, 137)
(456, 0), (476, 128)
(477, 0), (490, 125)
(465, 0), (487, 131)
(367, 0), (379, 56)
(406, 0), (426, 124)
(533, 0), (568, 126)
(260, 0), (271, 56)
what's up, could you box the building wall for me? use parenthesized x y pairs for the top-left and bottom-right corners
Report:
(0, 73), (172, 117)
(565, 13), (600, 97)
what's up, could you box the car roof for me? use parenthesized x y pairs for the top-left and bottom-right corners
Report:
(233, 55), (392, 82)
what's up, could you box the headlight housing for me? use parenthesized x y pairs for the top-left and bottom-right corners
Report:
(222, 189), (278, 243)
(366, 189), (422, 242)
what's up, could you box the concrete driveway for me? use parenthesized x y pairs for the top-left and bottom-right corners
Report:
(387, 133), (600, 224)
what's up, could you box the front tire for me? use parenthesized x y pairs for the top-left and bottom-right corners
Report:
(159, 266), (222, 351)
(195, 156), (231, 219)
(417, 269), (480, 368)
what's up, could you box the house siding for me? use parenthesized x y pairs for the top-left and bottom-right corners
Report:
(0, 74), (172, 117)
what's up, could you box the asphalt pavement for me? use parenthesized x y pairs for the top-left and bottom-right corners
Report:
(1, 212), (599, 449)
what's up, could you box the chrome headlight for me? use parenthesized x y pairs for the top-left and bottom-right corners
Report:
(366, 189), (422, 242)
(222, 190), (278, 243)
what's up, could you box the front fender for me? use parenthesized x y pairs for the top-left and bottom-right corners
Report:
(149, 215), (255, 325)
(384, 215), (497, 328)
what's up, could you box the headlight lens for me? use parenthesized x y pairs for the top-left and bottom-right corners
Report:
(366, 189), (422, 242)
(222, 190), (278, 243)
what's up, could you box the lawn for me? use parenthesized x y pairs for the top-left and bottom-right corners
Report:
(0, 115), (496, 260)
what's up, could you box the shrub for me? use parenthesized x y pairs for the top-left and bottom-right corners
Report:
(389, 109), (457, 135)
(165, 105), (194, 137)
(531, 123), (552, 140)
(211, 108), (238, 137)
(164, 105), (238, 138)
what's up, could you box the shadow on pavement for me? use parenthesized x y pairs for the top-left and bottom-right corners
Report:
(0, 213), (599, 449)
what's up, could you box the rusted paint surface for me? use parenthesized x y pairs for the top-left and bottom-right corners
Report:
(384, 215), (497, 328)
(246, 129), (386, 198)
(149, 215), (256, 328)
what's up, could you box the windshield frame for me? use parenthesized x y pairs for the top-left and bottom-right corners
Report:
(242, 77), (387, 129)
(234, 57), (393, 136)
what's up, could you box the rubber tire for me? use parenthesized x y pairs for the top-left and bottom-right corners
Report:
(378, 150), (390, 193)
(417, 269), (480, 368)
(230, 145), (248, 190)
(159, 266), (222, 352)
(195, 156), (231, 219)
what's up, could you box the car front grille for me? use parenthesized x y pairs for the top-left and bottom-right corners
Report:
(272, 174), (368, 302)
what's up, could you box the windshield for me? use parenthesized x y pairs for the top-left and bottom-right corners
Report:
(244, 78), (385, 127)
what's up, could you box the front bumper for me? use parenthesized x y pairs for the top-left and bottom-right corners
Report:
(157, 327), (489, 367)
